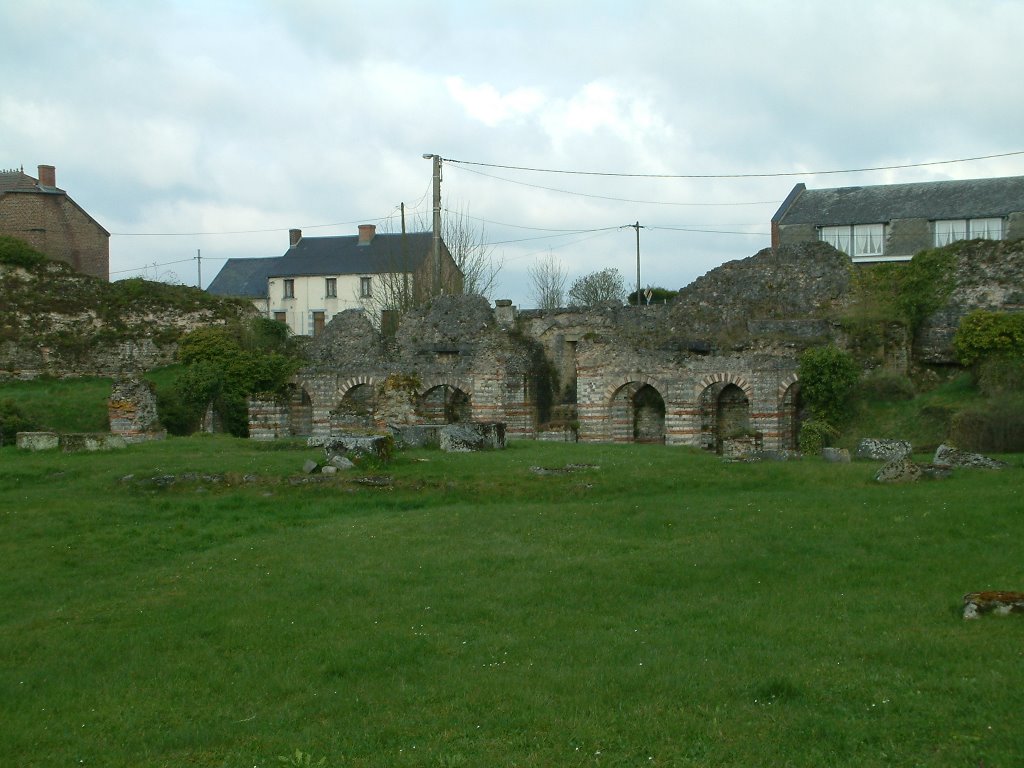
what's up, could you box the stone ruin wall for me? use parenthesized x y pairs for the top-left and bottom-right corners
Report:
(9, 240), (1022, 451)
(259, 292), (808, 452)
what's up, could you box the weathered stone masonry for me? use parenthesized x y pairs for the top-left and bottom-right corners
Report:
(252, 293), (805, 452)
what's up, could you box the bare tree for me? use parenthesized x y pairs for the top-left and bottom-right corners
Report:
(568, 267), (626, 307)
(528, 252), (567, 310)
(415, 203), (503, 298)
(442, 204), (503, 298)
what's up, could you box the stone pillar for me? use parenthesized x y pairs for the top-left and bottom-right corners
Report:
(248, 398), (289, 440)
(108, 377), (166, 443)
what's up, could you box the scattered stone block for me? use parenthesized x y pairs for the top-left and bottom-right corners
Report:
(389, 424), (442, 449)
(874, 455), (922, 483)
(822, 447), (851, 463)
(933, 443), (1007, 470)
(963, 591), (1024, 619)
(856, 438), (912, 461)
(329, 455), (355, 470)
(320, 465), (338, 475)
(301, 459), (319, 474)
(323, 434), (394, 461)
(16, 431), (60, 451)
(439, 422), (506, 452)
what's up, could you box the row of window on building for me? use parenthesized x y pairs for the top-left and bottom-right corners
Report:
(820, 217), (1003, 257)
(280, 276), (374, 300)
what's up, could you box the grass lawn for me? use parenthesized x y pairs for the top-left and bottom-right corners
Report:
(1, 436), (1022, 767)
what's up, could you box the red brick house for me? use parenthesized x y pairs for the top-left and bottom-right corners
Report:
(0, 164), (109, 280)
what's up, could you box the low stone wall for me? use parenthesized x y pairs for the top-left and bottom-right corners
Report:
(16, 431), (61, 451)
(17, 431), (127, 452)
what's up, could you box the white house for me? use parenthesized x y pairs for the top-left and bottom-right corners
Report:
(207, 224), (462, 336)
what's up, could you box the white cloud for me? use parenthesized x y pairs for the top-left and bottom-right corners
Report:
(445, 77), (545, 127)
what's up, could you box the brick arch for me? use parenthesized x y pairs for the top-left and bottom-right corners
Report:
(337, 375), (377, 401)
(418, 376), (473, 399)
(693, 372), (753, 400)
(777, 372), (800, 401)
(601, 373), (668, 404)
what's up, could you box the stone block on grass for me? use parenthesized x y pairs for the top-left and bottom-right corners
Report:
(323, 434), (394, 462)
(856, 438), (912, 461)
(439, 422), (506, 452)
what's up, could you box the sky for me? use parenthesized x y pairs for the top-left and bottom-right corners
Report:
(4, 0), (1024, 308)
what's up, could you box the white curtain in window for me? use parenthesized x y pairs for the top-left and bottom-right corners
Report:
(820, 226), (851, 254)
(969, 218), (1002, 240)
(853, 224), (884, 256)
(934, 219), (966, 247)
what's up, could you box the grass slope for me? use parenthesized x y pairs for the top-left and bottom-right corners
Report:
(1, 437), (1022, 767)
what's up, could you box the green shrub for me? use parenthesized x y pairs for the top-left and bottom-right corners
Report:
(169, 319), (303, 437)
(797, 418), (838, 455)
(976, 354), (1024, 396)
(948, 397), (1024, 452)
(0, 236), (47, 269)
(893, 247), (956, 333)
(954, 310), (1024, 366)
(857, 370), (915, 401)
(0, 399), (38, 444)
(798, 345), (860, 425)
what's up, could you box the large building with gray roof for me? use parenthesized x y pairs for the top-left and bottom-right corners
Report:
(771, 175), (1024, 262)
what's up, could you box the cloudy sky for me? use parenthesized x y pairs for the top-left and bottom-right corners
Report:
(4, 0), (1024, 307)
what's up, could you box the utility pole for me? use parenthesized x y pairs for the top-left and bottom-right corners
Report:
(626, 221), (644, 304)
(196, 248), (202, 288)
(423, 153), (442, 295)
(401, 201), (409, 303)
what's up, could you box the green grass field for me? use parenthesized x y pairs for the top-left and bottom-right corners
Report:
(1, 435), (1022, 767)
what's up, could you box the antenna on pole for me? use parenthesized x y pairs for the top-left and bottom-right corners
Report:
(196, 248), (202, 288)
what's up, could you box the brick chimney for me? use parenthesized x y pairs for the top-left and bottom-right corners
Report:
(37, 164), (56, 188)
(358, 224), (376, 245)
(289, 228), (302, 248)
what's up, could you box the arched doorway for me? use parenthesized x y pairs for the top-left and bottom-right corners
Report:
(419, 385), (471, 424)
(778, 381), (802, 450)
(698, 381), (752, 453)
(609, 381), (666, 443)
(288, 386), (313, 436)
(331, 383), (375, 432)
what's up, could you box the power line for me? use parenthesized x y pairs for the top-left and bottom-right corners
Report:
(484, 226), (622, 247)
(449, 164), (781, 206)
(109, 257), (200, 276)
(442, 150), (1024, 180)
(649, 225), (770, 237)
(109, 214), (393, 237)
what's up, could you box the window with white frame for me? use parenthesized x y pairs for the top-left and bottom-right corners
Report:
(820, 223), (885, 257)
(360, 276), (372, 298)
(934, 217), (1002, 246)
(325, 277), (337, 298)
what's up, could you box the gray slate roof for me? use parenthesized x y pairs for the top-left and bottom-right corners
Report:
(774, 175), (1024, 227)
(207, 231), (433, 298)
